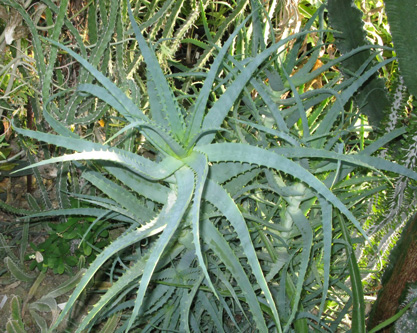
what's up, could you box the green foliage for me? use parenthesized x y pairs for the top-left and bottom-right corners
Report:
(11, 2), (417, 331)
(384, 0), (417, 97)
(0, 3), (34, 114)
(394, 282), (417, 332)
(0, 133), (10, 160)
(27, 269), (86, 332)
(1, 0), (417, 331)
(358, 74), (417, 287)
(1, 214), (34, 283)
(27, 213), (110, 275)
(2, 269), (87, 332)
(3, 256), (35, 282)
(6, 295), (26, 333)
(327, 0), (390, 126)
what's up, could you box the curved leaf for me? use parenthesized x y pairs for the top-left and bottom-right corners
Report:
(126, 167), (195, 331)
(204, 179), (282, 332)
(183, 151), (214, 293)
(51, 220), (166, 330)
(12, 126), (183, 181)
(201, 219), (268, 331)
(127, 1), (185, 138)
(198, 143), (368, 240)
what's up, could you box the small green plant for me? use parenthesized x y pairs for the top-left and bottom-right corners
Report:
(27, 215), (111, 274)
(5, 295), (26, 333)
(0, 133), (10, 160)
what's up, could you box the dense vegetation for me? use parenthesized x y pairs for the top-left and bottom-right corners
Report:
(1, 0), (417, 332)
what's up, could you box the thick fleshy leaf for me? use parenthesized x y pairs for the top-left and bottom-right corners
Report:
(126, 167), (195, 331)
(51, 219), (166, 330)
(182, 152), (214, 293)
(186, 15), (252, 143)
(201, 219), (268, 331)
(272, 147), (417, 181)
(198, 30), (317, 146)
(204, 179), (282, 331)
(284, 207), (313, 331)
(318, 196), (333, 317)
(81, 170), (155, 223)
(13, 126), (183, 181)
(127, 1), (185, 138)
(198, 143), (369, 240)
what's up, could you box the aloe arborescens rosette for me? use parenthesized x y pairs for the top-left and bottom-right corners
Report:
(13, 2), (417, 332)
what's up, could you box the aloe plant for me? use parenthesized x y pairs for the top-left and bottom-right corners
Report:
(10, 1), (417, 331)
